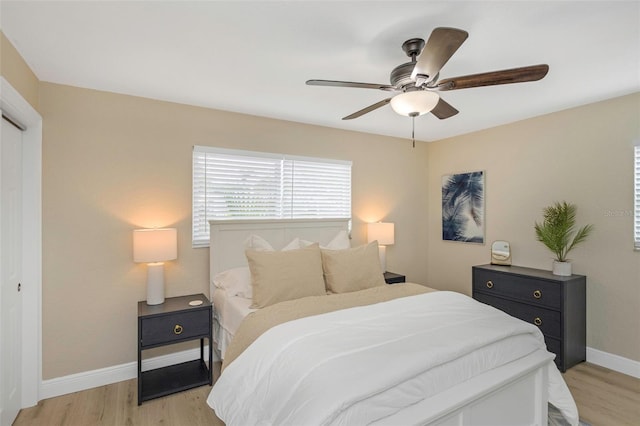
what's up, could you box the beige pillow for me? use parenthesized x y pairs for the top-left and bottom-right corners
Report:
(321, 241), (386, 293)
(246, 243), (326, 308)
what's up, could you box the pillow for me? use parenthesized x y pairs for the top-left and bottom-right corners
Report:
(281, 237), (303, 251)
(321, 241), (386, 293)
(211, 235), (303, 300)
(212, 266), (252, 298)
(244, 234), (274, 251)
(246, 243), (326, 308)
(300, 230), (351, 250)
(324, 230), (351, 249)
(244, 234), (303, 251)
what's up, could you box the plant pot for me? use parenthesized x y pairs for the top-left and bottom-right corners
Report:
(553, 261), (572, 276)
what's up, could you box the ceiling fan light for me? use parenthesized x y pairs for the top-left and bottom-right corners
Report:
(390, 91), (440, 116)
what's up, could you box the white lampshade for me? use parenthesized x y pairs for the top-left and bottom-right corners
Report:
(390, 91), (440, 117)
(133, 228), (177, 263)
(133, 228), (177, 306)
(367, 222), (395, 246)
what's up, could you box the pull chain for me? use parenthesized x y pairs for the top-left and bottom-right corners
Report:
(412, 115), (415, 148)
(409, 112), (418, 148)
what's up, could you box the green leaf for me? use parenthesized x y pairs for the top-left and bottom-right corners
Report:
(534, 201), (593, 262)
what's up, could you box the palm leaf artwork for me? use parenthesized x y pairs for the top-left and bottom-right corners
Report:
(534, 201), (594, 262)
(442, 171), (484, 243)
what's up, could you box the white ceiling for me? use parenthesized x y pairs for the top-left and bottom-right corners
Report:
(1, 1), (639, 142)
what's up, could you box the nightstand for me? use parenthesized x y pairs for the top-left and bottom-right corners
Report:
(472, 264), (586, 372)
(137, 293), (213, 405)
(384, 271), (406, 284)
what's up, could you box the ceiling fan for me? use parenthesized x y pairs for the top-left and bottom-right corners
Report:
(306, 27), (549, 121)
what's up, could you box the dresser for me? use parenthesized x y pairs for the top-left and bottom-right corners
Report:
(472, 264), (586, 372)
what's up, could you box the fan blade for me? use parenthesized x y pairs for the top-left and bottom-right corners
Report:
(411, 27), (469, 86)
(435, 64), (549, 91)
(306, 79), (397, 92)
(342, 98), (392, 120)
(430, 98), (459, 120)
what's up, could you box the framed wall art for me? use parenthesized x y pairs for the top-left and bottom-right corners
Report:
(442, 170), (485, 244)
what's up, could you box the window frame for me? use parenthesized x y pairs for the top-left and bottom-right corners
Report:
(634, 144), (640, 250)
(192, 146), (352, 248)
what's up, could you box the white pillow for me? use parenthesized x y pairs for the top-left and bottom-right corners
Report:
(281, 237), (303, 251)
(244, 234), (302, 252)
(325, 230), (351, 249)
(300, 230), (351, 250)
(243, 234), (274, 251)
(212, 266), (252, 298)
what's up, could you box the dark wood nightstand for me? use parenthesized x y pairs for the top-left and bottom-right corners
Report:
(137, 293), (213, 405)
(472, 264), (586, 372)
(384, 271), (406, 284)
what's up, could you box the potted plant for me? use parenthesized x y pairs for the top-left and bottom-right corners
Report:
(534, 201), (593, 276)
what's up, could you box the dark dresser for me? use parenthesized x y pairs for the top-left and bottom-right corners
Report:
(137, 294), (213, 404)
(472, 264), (586, 372)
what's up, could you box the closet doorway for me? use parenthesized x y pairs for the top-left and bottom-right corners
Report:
(0, 77), (43, 419)
(0, 113), (23, 426)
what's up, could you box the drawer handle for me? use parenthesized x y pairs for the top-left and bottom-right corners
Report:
(533, 290), (542, 299)
(486, 280), (494, 289)
(174, 324), (183, 335)
(534, 317), (543, 326)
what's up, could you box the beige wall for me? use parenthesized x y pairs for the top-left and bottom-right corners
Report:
(426, 92), (640, 362)
(4, 30), (639, 378)
(0, 31), (39, 111)
(39, 82), (429, 378)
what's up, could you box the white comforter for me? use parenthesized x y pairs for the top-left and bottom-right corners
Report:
(207, 291), (578, 426)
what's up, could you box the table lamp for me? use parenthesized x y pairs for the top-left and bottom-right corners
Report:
(133, 228), (177, 305)
(367, 222), (395, 272)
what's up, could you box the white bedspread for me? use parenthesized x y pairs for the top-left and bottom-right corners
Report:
(207, 291), (578, 426)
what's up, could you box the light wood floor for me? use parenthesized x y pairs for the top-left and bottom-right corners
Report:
(14, 362), (639, 426)
(562, 362), (639, 425)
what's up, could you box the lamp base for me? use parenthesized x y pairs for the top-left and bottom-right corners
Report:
(378, 245), (387, 273)
(146, 262), (165, 305)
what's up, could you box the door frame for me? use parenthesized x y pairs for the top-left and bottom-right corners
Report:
(1, 77), (42, 408)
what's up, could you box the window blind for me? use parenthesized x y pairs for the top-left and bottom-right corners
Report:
(192, 146), (352, 247)
(635, 145), (640, 250)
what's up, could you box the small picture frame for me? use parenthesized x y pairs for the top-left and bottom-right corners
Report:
(491, 240), (512, 266)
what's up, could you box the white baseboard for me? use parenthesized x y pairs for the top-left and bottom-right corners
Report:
(586, 346), (640, 378)
(38, 345), (638, 401)
(40, 345), (218, 401)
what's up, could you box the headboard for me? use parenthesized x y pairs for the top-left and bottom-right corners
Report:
(209, 218), (350, 281)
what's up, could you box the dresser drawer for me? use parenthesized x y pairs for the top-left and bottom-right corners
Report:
(140, 309), (210, 347)
(544, 336), (562, 369)
(473, 269), (561, 309)
(474, 293), (561, 338)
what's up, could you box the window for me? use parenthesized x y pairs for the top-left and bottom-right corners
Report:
(192, 146), (352, 247)
(635, 145), (640, 250)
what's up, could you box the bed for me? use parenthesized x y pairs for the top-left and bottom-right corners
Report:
(205, 218), (579, 426)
